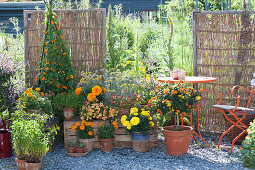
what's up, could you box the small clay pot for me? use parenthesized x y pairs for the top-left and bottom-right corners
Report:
(76, 147), (85, 153)
(98, 138), (114, 152)
(15, 158), (26, 170)
(67, 147), (75, 153)
(63, 108), (75, 120)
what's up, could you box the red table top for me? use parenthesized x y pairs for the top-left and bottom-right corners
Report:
(158, 76), (217, 84)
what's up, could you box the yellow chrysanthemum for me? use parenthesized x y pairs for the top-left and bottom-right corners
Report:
(134, 112), (138, 116)
(141, 111), (150, 117)
(92, 85), (102, 96)
(130, 107), (138, 115)
(127, 124), (132, 130)
(121, 115), (127, 124)
(35, 87), (40, 91)
(148, 116), (152, 120)
(149, 121), (154, 127)
(123, 121), (130, 127)
(87, 93), (96, 102)
(130, 117), (140, 126)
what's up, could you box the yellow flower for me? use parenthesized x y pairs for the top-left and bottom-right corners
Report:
(141, 111), (150, 116)
(123, 121), (130, 127)
(148, 116), (152, 120)
(27, 93), (32, 97)
(130, 117), (140, 126)
(121, 115), (127, 124)
(196, 96), (201, 101)
(87, 93), (96, 102)
(134, 112), (138, 116)
(127, 124), (132, 130)
(149, 121), (154, 127)
(18, 98), (22, 101)
(75, 87), (82, 95)
(35, 87), (40, 91)
(92, 85), (102, 96)
(130, 107), (138, 115)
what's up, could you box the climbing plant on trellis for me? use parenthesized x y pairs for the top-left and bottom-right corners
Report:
(34, 2), (75, 95)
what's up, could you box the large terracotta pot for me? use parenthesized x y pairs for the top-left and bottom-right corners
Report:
(15, 158), (26, 170)
(25, 161), (42, 170)
(79, 138), (95, 152)
(0, 131), (12, 158)
(63, 108), (75, 120)
(98, 138), (114, 152)
(162, 126), (193, 156)
(131, 132), (150, 152)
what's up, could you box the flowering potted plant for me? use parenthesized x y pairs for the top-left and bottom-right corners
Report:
(18, 88), (53, 115)
(53, 88), (82, 119)
(72, 120), (95, 152)
(97, 121), (118, 152)
(149, 81), (201, 155)
(121, 107), (154, 152)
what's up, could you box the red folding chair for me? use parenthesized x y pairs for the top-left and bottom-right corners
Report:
(213, 83), (255, 153)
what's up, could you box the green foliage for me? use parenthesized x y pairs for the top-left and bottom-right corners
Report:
(53, 92), (81, 109)
(121, 108), (154, 135)
(241, 119), (255, 168)
(97, 121), (117, 139)
(34, 3), (75, 95)
(67, 141), (77, 147)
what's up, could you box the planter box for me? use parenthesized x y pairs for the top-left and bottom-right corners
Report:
(64, 117), (158, 148)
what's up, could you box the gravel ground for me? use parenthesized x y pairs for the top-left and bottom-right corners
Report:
(0, 135), (248, 170)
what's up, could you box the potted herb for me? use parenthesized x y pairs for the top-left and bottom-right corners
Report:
(18, 87), (53, 115)
(72, 120), (95, 152)
(97, 121), (118, 152)
(75, 143), (85, 153)
(121, 107), (154, 152)
(149, 81), (201, 155)
(66, 141), (77, 153)
(11, 119), (26, 170)
(53, 90), (82, 120)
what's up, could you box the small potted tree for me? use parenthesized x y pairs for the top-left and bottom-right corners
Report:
(53, 91), (81, 120)
(72, 120), (95, 152)
(150, 81), (201, 155)
(121, 107), (154, 152)
(97, 121), (118, 152)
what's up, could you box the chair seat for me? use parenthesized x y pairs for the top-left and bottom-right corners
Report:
(213, 105), (255, 111)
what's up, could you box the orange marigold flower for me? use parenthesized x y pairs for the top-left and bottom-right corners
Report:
(50, 81), (53, 84)
(112, 121), (117, 126)
(25, 88), (32, 94)
(43, 49), (48, 54)
(63, 52), (66, 55)
(75, 88), (82, 95)
(179, 80), (184, 83)
(157, 109), (161, 113)
(102, 87), (106, 93)
(88, 131), (93, 136)
(177, 84), (181, 87)
(61, 36), (63, 39)
(53, 47), (57, 50)
(98, 122), (103, 126)
(82, 120), (86, 124)
(57, 84), (60, 88)
(51, 21), (54, 24)
(80, 125), (85, 130)
(62, 85), (67, 89)
(70, 75), (74, 79)
(45, 67), (49, 70)
(72, 125), (76, 130)
(34, 77), (37, 82)
(46, 62), (49, 64)
(114, 125), (118, 129)
(18, 98), (22, 101)
(87, 93), (96, 102)
(23, 104), (26, 107)
(66, 77), (68, 80)
(35, 87), (40, 91)
(57, 27), (60, 30)
(43, 72), (46, 75)
(75, 122), (80, 126)
(92, 85), (102, 96)
(200, 88), (204, 92)
(45, 42), (48, 45)
(41, 77), (46, 81)
(41, 92), (44, 96)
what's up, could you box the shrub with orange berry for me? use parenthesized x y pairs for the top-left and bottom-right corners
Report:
(72, 120), (95, 139)
(18, 87), (53, 114)
(148, 82), (201, 126)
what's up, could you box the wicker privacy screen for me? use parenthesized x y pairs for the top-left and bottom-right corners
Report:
(24, 9), (106, 86)
(193, 10), (255, 133)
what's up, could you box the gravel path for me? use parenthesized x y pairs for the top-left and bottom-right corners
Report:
(0, 135), (248, 170)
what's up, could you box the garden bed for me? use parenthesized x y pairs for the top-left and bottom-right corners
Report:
(64, 116), (158, 148)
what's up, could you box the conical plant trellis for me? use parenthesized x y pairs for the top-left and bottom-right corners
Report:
(34, 2), (75, 95)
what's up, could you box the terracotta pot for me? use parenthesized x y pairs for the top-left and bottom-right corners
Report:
(162, 126), (193, 156)
(67, 147), (75, 153)
(131, 132), (150, 152)
(15, 158), (26, 170)
(76, 147), (85, 153)
(63, 108), (75, 120)
(0, 131), (12, 158)
(98, 138), (114, 152)
(25, 161), (42, 170)
(79, 138), (95, 152)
